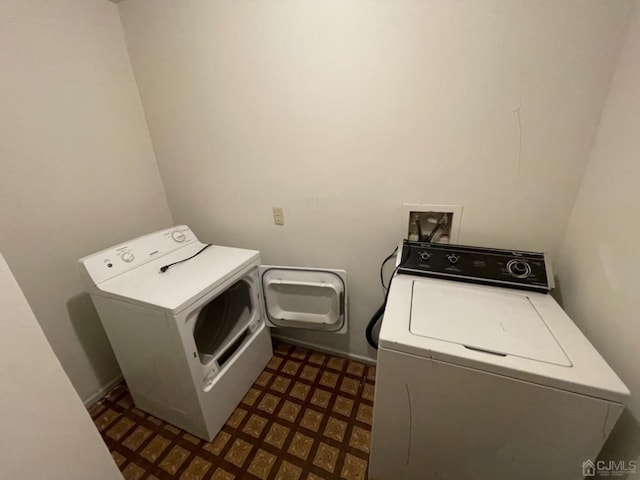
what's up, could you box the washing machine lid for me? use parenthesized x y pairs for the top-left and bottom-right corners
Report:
(379, 274), (629, 403)
(409, 281), (571, 366)
(91, 243), (260, 314)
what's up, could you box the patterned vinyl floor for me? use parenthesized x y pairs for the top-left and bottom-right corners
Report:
(89, 341), (375, 480)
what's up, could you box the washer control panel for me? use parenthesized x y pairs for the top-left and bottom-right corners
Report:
(397, 240), (553, 292)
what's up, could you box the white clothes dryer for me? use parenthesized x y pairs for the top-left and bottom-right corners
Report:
(79, 225), (347, 441)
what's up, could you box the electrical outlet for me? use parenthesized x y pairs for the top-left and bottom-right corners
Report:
(273, 207), (284, 226)
(401, 204), (463, 243)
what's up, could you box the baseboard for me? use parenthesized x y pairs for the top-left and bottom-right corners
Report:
(270, 334), (377, 366)
(83, 374), (124, 407)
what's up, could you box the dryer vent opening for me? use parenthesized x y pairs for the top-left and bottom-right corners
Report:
(193, 280), (253, 366)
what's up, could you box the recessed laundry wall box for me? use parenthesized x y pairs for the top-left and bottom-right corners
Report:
(78, 225), (347, 440)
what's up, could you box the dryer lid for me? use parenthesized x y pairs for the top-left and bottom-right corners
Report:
(410, 281), (571, 366)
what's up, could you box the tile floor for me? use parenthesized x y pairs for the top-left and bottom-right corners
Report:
(89, 341), (375, 480)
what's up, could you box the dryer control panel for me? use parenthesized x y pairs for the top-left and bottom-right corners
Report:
(397, 240), (553, 293)
(79, 225), (196, 285)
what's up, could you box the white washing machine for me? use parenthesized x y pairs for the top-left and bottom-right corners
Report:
(369, 241), (629, 480)
(79, 225), (347, 441)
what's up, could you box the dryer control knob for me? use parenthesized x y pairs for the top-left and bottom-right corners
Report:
(448, 254), (460, 265)
(419, 252), (432, 261)
(122, 252), (135, 263)
(171, 230), (186, 243)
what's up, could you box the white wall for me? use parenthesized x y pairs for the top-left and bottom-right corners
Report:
(0, 0), (173, 402)
(557, 5), (640, 470)
(0, 253), (122, 480)
(118, 0), (633, 361)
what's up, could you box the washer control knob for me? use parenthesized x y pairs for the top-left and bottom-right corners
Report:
(171, 230), (186, 243)
(447, 254), (460, 265)
(122, 252), (135, 263)
(419, 252), (432, 261)
(507, 259), (531, 278)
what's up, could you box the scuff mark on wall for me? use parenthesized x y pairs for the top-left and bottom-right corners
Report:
(513, 98), (523, 189)
(598, 244), (621, 291)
